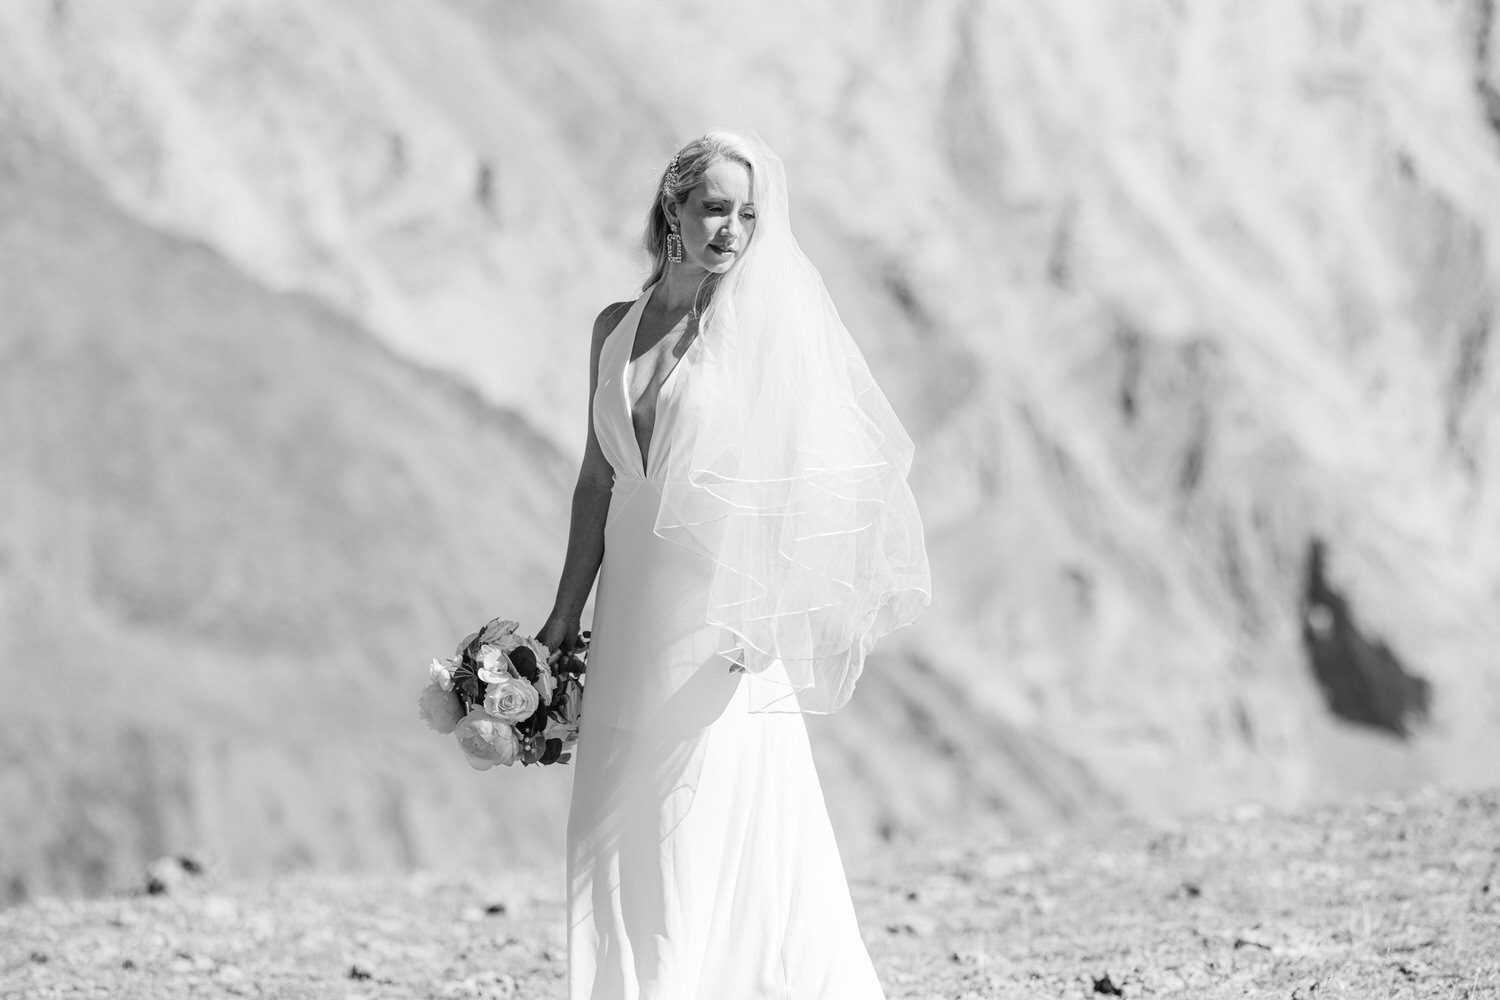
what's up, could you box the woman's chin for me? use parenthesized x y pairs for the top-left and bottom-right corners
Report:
(673, 254), (738, 278)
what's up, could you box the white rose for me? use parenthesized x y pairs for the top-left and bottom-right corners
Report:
(453, 709), (519, 769)
(428, 658), (455, 693)
(417, 682), (464, 735)
(483, 674), (540, 724)
(476, 644), (515, 685)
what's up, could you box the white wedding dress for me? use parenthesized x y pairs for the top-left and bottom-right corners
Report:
(566, 289), (887, 1000)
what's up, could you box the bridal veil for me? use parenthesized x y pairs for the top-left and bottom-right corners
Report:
(650, 130), (931, 714)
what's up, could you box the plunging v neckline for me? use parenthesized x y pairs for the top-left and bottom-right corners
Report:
(621, 284), (693, 477)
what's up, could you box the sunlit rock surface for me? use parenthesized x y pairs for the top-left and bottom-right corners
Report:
(1, 0), (1497, 902)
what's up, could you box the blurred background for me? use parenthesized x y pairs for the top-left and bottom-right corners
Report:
(2, 0), (1498, 906)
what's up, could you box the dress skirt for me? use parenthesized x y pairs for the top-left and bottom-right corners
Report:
(565, 472), (885, 1000)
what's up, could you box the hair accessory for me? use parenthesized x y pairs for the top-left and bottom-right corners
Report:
(667, 226), (684, 264)
(665, 152), (681, 192)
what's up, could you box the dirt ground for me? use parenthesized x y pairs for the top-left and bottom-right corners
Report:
(2, 786), (1496, 999)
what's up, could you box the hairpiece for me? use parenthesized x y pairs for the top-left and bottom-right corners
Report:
(665, 152), (681, 193)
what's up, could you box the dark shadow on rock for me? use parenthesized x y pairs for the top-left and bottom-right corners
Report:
(1301, 539), (1431, 738)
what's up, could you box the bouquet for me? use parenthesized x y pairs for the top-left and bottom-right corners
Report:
(418, 617), (586, 769)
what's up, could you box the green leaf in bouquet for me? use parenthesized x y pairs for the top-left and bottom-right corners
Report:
(540, 738), (564, 765)
(456, 670), (484, 706)
(456, 631), (481, 660)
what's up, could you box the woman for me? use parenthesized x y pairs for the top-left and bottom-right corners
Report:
(539, 129), (930, 1000)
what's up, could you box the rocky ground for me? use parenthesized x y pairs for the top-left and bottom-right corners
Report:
(2, 787), (1496, 1000)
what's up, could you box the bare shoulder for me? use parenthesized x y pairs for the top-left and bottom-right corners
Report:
(591, 300), (635, 348)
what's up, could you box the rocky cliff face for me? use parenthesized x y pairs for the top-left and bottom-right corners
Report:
(1, 0), (1497, 902)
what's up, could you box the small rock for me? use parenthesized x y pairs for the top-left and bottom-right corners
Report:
(1290, 977), (1321, 999)
(484, 901), (507, 915)
(348, 964), (373, 981)
(144, 855), (203, 896)
(1093, 972), (1125, 996)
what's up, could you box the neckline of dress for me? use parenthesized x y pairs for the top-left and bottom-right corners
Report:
(620, 281), (692, 478)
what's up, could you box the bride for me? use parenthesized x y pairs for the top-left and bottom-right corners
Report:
(538, 129), (930, 1000)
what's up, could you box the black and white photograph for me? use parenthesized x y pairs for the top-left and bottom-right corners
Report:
(2, 2), (1498, 998)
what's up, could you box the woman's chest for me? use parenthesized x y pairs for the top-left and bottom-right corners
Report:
(627, 319), (697, 413)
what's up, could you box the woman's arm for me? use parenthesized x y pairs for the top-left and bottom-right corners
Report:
(538, 302), (633, 653)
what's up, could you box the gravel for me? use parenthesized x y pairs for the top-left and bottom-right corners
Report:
(3, 787), (1496, 999)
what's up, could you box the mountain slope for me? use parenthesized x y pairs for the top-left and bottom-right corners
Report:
(2, 0), (1499, 899)
(0, 114), (584, 902)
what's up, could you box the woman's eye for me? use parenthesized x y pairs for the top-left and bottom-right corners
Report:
(741, 211), (757, 221)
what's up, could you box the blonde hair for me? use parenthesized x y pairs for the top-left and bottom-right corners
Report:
(642, 130), (756, 296)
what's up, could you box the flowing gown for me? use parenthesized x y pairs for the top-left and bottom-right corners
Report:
(566, 289), (887, 1000)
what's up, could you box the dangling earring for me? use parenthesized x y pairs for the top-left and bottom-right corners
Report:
(664, 151), (684, 265)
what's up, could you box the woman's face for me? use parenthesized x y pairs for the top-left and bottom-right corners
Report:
(666, 159), (757, 275)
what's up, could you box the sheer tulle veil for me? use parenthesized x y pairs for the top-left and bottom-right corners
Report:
(650, 129), (932, 713)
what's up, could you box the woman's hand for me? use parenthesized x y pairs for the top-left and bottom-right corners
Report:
(537, 615), (580, 655)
